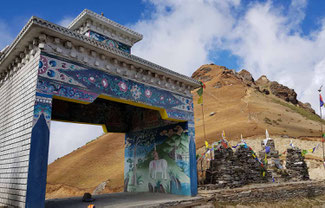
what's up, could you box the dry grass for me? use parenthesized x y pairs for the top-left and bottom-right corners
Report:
(46, 133), (125, 199)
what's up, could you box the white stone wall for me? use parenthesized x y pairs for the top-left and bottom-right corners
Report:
(0, 52), (39, 207)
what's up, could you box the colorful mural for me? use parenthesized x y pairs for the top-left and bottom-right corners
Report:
(33, 92), (53, 128)
(38, 53), (193, 121)
(37, 79), (98, 103)
(86, 30), (131, 53)
(124, 122), (191, 195)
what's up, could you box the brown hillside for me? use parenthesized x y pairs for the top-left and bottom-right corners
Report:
(46, 133), (125, 199)
(192, 64), (324, 148)
(46, 64), (325, 199)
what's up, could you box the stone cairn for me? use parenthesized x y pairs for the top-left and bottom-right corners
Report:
(258, 138), (290, 182)
(205, 143), (244, 188)
(285, 147), (309, 181)
(235, 144), (269, 184)
(205, 140), (268, 188)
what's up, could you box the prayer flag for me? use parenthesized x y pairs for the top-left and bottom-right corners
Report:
(313, 144), (319, 153)
(265, 146), (271, 154)
(320, 94), (324, 107)
(308, 144), (319, 153)
(221, 141), (228, 148)
(222, 130), (226, 139)
(197, 95), (203, 104)
(289, 140), (294, 148)
(197, 81), (205, 104)
(197, 86), (203, 96)
(265, 129), (270, 139)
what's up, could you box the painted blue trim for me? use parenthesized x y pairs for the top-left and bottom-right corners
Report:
(25, 114), (50, 208)
(36, 92), (53, 98)
(88, 30), (131, 53)
(188, 124), (198, 196)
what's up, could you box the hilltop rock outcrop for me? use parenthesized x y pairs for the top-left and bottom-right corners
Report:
(238, 69), (255, 85)
(256, 75), (270, 86)
(269, 81), (298, 104)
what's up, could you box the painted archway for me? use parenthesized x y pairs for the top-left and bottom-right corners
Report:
(25, 53), (197, 207)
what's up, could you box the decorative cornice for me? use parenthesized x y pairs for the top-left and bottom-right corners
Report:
(68, 9), (143, 46)
(0, 16), (200, 91)
(40, 34), (192, 96)
(0, 43), (40, 87)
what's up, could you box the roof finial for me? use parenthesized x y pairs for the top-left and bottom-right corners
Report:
(101, 12), (104, 16)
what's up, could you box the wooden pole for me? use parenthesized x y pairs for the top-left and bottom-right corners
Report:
(320, 98), (324, 161)
(201, 103), (207, 141)
(319, 86), (324, 161)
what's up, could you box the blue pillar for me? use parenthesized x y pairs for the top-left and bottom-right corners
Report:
(25, 93), (52, 208)
(188, 119), (198, 196)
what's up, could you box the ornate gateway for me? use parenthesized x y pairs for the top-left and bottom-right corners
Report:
(0, 9), (200, 207)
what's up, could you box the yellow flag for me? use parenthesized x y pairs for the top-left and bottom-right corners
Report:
(205, 141), (209, 149)
(264, 154), (267, 164)
(198, 96), (203, 104)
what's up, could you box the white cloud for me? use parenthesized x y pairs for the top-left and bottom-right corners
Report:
(132, 0), (325, 114)
(131, 0), (239, 76)
(48, 121), (104, 164)
(224, 0), (325, 114)
(57, 16), (74, 27)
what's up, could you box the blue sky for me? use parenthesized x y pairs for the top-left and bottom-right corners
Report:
(1, 0), (325, 162)
(1, 0), (325, 70)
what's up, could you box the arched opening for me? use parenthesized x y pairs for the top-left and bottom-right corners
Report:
(45, 96), (191, 204)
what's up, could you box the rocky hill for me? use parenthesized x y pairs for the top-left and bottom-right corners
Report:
(192, 64), (323, 148)
(46, 64), (325, 199)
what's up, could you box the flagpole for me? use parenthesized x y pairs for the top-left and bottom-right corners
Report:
(319, 86), (324, 161)
(196, 80), (207, 180)
(201, 103), (207, 141)
(321, 104), (324, 161)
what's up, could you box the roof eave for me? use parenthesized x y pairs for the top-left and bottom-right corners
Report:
(68, 9), (143, 44)
(0, 16), (201, 89)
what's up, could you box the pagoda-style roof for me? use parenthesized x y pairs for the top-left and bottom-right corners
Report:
(68, 9), (143, 47)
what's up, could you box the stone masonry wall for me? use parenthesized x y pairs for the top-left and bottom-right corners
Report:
(199, 181), (325, 204)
